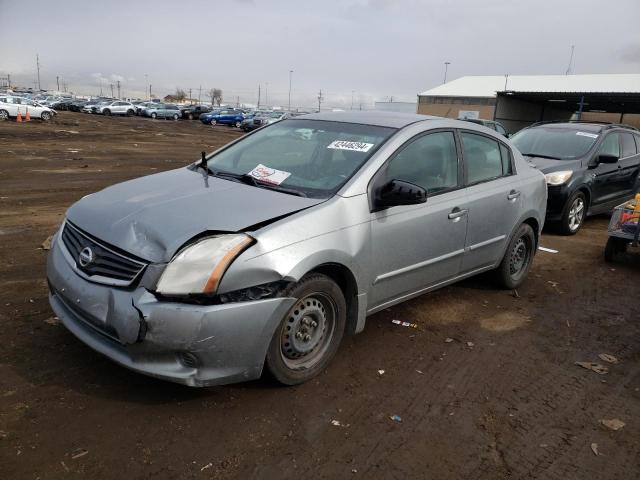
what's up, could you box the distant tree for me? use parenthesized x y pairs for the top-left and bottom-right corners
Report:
(174, 88), (187, 102)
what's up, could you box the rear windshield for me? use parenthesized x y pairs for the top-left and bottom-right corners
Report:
(511, 127), (599, 160)
(206, 119), (396, 198)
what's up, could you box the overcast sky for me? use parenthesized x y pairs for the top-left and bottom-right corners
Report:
(1, 0), (639, 108)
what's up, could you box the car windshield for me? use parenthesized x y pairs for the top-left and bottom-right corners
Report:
(205, 119), (396, 198)
(511, 127), (599, 160)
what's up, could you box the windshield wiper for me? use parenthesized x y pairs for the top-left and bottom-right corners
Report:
(521, 153), (563, 160)
(209, 170), (307, 197)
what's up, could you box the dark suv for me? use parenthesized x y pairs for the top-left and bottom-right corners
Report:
(511, 122), (640, 234)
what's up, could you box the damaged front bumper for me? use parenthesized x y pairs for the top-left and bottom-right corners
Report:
(46, 232), (296, 387)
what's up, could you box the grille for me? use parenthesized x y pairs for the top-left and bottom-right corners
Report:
(61, 222), (147, 286)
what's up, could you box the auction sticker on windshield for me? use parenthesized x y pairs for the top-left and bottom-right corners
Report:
(576, 132), (598, 139)
(248, 164), (291, 185)
(327, 140), (374, 152)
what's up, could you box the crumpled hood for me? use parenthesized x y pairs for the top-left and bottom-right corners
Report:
(66, 167), (324, 263)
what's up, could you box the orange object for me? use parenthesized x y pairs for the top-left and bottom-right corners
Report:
(16, 110), (22, 122)
(24, 108), (31, 121)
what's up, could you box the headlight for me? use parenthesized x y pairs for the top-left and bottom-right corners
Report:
(156, 234), (253, 295)
(544, 170), (573, 186)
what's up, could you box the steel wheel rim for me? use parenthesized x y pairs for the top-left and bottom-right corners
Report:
(568, 197), (585, 231)
(280, 293), (336, 370)
(42, 112), (50, 120)
(509, 237), (530, 278)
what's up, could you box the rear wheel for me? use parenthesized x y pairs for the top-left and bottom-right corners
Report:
(103, 109), (111, 116)
(188, 113), (194, 120)
(495, 223), (535, 289)
(266, 273), (346, 385)
(151, 112), (157, 119)
(41, 111), (52, 121)
(210, 119), (217, 126)
(234, 120), (241, 128)
(0, 109), (8, 121)
(172, 113), (179, 120)
(559, 191), (586, 235)
(126, 109), (134, 116)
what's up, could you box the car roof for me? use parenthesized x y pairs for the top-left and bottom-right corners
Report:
(534, 122), (604, 132)
(300, 110), (439, 128)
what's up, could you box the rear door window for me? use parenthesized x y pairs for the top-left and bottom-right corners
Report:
(460, 132), (505, 184)
(620, 133), (637, 158)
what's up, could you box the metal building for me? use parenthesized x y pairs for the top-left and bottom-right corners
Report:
(417, 74), (640, 132)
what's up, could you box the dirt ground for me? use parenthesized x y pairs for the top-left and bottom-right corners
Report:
(1, 113), (639, 480)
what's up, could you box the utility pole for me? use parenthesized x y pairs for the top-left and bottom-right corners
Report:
(117, 80), (121, 99)
(257, 84), (261, 108)
(351, 90), (355, 110)
(149, 84), (152, 99)
(189, 88), (192, 103)
(145, 74), (149, 100)
(265, 82), (269, 107)
(198, 85), (202, 104)
(288, 70), (293, 112)
(36, 54), (41, 91)
(56, 76), (60, 91)
(443, 61), (450, 84)
(504, 74), (509, 91)
(110, 83), (114, 98)
(317, 89), (323, 113)
(565, 45), (575, 75)
(236, 96), (240, 107)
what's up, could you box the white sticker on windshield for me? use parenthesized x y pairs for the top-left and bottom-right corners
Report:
(247, 164), (291, 185)
(576, 131), (598, 139)
(327, 140), (374, 152)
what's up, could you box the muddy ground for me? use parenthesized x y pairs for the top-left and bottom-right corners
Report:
(0, 113), (638, 479)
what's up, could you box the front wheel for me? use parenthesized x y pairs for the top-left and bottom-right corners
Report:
(126, 109), (134, 116)
(41, 111), (52, 121)
(0, 109), (8, 121)
(150, 112), (157, 119)
(210, 119), (217, 126)
(495, 223), (535, 289)
(559, 191), (586, 235)
(103, 109), (111, 116)
(172, 113), (179, 120)
(234, 121), (241, 128)
(265, 273), (346, 385)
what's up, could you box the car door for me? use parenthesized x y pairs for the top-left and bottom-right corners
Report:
(617, 132), (640, 197)
(591, 132), (623, 206)
(459, 130), (523, 272)
(369, 130), (468, 307)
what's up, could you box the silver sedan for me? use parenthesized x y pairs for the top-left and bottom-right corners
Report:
(46, 111), (546, 386)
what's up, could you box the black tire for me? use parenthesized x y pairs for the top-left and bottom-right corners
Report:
(604, 237), (627, 262)
(41, 111), (51, 121)
(103, 109), (111, 116)
(234, 121), (241, 128)
(265, 273), (346, 385)
(210, 119), (217, 126)
(0, 109), (8, 121)
(495, 223), (536, 289)
(126, 109), (134, 116)
(559, 191), (586, 235)
(151, 112), (157, 119)
(172, 113), (179, 120)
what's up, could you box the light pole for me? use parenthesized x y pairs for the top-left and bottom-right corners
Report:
(288, 70), (293, 112)
(144, 73), (149, 100)
(351, 90), (355, 110)
(443, 62), (451, 84)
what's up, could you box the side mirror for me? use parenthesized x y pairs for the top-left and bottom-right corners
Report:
(373, 179), (427, 211)
(598, 154), (619, 164)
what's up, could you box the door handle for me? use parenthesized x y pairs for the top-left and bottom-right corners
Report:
(448, 207), (468, 221)
(507, 190), (521, 201)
